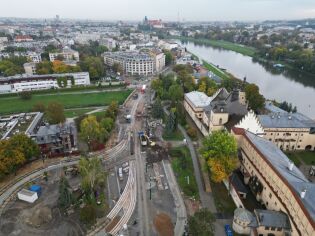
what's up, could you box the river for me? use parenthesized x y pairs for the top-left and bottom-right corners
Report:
(177, 41), (315, 118)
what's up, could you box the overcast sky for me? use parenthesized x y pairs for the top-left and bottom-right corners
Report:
(1, 0), (315, 21)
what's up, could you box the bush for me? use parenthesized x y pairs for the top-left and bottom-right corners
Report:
(80, 204), (97, 226)
(19, 91), (32, 100)
(187, 127), (197, 140)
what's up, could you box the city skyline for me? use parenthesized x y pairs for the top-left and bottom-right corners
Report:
(0, 0), (315, 22)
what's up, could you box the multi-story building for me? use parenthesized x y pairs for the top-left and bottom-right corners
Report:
(23, 62), (37, 75)
(236, 103), (315, 151)
(184, 88), (247, 136)
(232, 127), (315, 236)
(27, 52), (42, 63)
(0, 72), (90, 93)
(104, 51), (157, 76)
(150, 50), (166, 72)
(100, 37), (116, 50)
(49, 47), (79, 62)
(14, 35), (33, 42)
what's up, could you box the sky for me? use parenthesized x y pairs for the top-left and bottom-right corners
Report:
(1, 0), (315, 22)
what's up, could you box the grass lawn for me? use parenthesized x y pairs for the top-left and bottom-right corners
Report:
(64, 108), (95, 118)
(163, 128), (184, 141)
(0, 90), (132, 115)
(172, 36), (256, 57)
(210, 180), (236, 214)
(286, 151), (315, 166)
(170, 147), (199, 199)
(203, 60), (231, 80)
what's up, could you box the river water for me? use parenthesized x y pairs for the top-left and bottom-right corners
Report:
(177, 41), (315, 118)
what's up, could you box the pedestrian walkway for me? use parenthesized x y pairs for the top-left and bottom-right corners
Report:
(177, 125), (217, 213)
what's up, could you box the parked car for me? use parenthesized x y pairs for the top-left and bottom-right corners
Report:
(224, 224), (233, 236)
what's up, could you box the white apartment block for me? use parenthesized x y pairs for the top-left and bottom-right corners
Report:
(27, 52), (42, 63)
(104, 51), (159, 76)
(23, 62), (37, 75)
(100, 38), (116, 50)
(0, 72), (90, 93)
(49, 47), (79, 62)
(153, 52), (166, 72)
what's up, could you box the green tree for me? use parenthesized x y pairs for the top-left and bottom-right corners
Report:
(0, 140), (25, 178)
(165, 108), (177, 135)
(36, 61), (53, 74)
(163, 50), (173, 66)
(78, 157), (106, 200)
(80, 204), (97, 226)
(152, 98), (164, 119)
(46, 102), (66, 124)
(168, 84), (184, 103)
(245, 83), (265, 111)
(112, 62), (123, 74)
(8, 134), (39, 160)
(58, 176), (73, 210)
(32, 102), (46, 112)
(79, 56), (105, 80)
(80, 116), (102, 148)
(188, 209), (215, 236)
(201, 130), (238, 183)
(19, 91), (32, 100)
(100, 117), (114, 132)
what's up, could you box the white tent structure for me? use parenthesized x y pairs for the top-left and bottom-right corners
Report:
(17, 189), (38, 203)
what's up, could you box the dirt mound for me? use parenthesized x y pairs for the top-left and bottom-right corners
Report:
(22, 206), (53, 227)
(153, 212), (174, 236)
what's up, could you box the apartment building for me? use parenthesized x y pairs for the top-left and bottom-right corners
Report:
(100, 37), (116, 50)
(0, 72), (90, 93)
(236, 104), (315, 151)
(23, 62), (37, 75)
(104, 51), (160, 76)
(184, 88), (247, 136)
(232, 127), (315, 236)
(49, 47), (79, 62)
(27, 52), (42, 63)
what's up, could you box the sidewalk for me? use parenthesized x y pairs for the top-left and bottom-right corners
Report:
(178, 125), (217, 213)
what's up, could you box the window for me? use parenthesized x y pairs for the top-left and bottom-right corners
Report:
(265, 226), (270, 230)
(271, 227), (276, 231)
(269, 193), (272, 198)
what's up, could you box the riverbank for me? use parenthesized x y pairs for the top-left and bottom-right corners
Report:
(170, 36), (256, 57)
(202, 60), (231, 80)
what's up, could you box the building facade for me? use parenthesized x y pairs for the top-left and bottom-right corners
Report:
(236, 104), (315, 151)
(23, 62), (37, 75)
(104, 51), (161, 76)
(184, 88), (247, 136)
(232, 127), (315, 236)
(0, 72), (90, 93)
(49, 47), (79, 62)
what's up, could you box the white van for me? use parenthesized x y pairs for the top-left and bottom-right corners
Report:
(118, 167), (123, 181)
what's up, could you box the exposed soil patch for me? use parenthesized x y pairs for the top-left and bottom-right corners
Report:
(153, 212), (174, 236)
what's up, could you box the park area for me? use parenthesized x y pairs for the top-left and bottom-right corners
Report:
(0, 90), (132, 115)
(170, 147), (199, 199)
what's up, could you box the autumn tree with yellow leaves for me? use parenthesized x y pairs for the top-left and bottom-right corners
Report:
(201, 130), (238, 183)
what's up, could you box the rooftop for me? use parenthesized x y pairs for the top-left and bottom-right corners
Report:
(254, 209), (291, 230)
(258, 112), (315, 128)
(185, 91), (212, 108)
